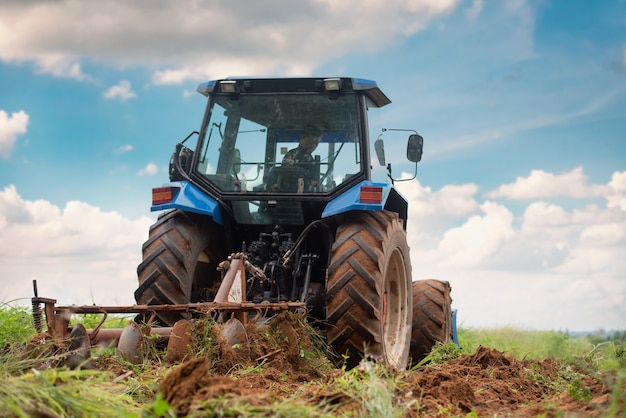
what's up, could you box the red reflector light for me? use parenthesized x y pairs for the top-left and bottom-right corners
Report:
(152, 187), (173, 205)
(359, 186), (383, 204)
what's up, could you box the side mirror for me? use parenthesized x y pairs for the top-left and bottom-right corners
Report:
(374, 138), (386, 166)
(407, 134), (423, 163)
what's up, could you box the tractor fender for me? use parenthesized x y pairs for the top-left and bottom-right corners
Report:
(151, 181), (223, 224)
(322, 181), (409, 228)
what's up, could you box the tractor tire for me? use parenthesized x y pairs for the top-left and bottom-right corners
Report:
(135, 210), (224, 326)
(326, 211), (412, 369)
(409, 279), (452, 365)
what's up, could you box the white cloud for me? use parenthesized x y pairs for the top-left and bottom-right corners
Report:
(396, 178), (481, 244)
(138, 162), (158, 176)
(34, 54), (87, 80)
(410, 182), (481, 219)
(580, 222), (626, 246)
(436, 201), (515, 268)
(114, 144), (133, 155)
(485, 167), (606, 199)
(0, 185), (153, 306)
(396, 169), (626, 331)
(606, 171), (626, 211)
(103, 80), (137, 101)
(0, 0), (461, 83)
(0, 110), (29, 158)
(152, 69), (191, 86)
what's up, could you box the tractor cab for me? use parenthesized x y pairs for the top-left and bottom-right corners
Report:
(163, 77), (422, 226)
(191, 78), (368, 196)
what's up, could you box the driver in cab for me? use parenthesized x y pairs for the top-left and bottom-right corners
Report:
(282, 126), (321, 167)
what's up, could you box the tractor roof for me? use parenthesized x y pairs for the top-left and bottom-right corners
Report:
(196, 77), (391, 108)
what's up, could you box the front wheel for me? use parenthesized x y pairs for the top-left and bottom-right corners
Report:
(326, 211), (412, 369)
(409, 279), (453, 365)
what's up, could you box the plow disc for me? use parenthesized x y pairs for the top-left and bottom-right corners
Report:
(30, 253), (306, 367)
(30, 292), (305, 367)
(66, 323), (92, 369)
(117, 322), (146, 364)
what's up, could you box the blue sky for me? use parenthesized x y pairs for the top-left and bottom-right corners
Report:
(1, 0), (625, 332)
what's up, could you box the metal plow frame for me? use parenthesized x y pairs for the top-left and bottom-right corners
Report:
(30, 254), (306, 366)
(31, 297), (305, 341)
(31, 297), (305, 365)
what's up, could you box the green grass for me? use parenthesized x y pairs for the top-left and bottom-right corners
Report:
(70, 312), (132, 329)
(0, 366), (143, 417)
(458, 327), (595, 360)
(0, 302), (37, 346)
(458, 326), (626, 375)
(1, 301), (132, 347)
(1, 304), (624, 417)
(0, 303), (155, 417)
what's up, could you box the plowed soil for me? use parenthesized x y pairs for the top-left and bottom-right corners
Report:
(147, 313), (617, 417)
(400, 346), (610, 417)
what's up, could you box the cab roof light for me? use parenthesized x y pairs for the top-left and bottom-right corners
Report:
(323, 78), (342, 91)
(220, 80), (237, 93)
(152, 187), (174, 206)
(359, 185), (383, 204)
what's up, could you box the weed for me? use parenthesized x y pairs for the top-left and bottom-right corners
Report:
(566, 378), (591, 402)
(1, 303), (624, 417)
(143, 392), (177, 417)
(607, 371), (625, 417)
(70, 313), (132, 330)
(0, 302), (37, 346)
(0, 366), (142, 417)
(232, 362), (266, 377)
(191, 315), (219, 359)
(412, 341), (462, 369)
(331, 361), (404, 417)
(523, 363), (557, 391)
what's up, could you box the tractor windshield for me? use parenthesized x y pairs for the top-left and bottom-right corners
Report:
(195, 93), (362, 194)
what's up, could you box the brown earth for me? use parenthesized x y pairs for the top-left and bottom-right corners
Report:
(21, 311), (621, 416)
(143, 313), (618, 417)
(399, 346), (612, 417)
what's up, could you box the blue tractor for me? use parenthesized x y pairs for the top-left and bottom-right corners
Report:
(135, 77), (454, 369)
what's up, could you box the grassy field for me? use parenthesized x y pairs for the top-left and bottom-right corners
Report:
(1, 302), (624, 417)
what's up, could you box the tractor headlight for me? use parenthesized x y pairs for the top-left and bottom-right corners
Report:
(220, 80), (237, 93)
(323, 78), (342, 91)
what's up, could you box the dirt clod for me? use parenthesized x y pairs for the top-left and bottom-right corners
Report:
(160, 356), (257, 416)
(86, 317), (615, 417)
(401, 345), (611, 417)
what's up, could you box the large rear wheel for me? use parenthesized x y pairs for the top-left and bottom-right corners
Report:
(135, 210), (224, 326)
(326, 211), (412, 369)
(409, 279), (453, 365)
